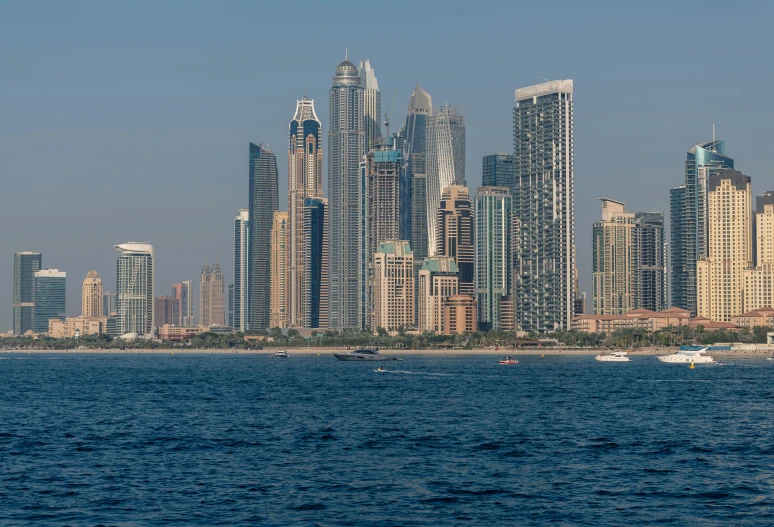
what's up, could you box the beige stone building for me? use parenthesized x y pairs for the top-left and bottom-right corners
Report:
(572, 307), (691, 334)
(270, 211), (289, 328)
(592, 198), (635, 315)
(81, 270), (103, 318)
(443, 295), (477, 334)
(417, 257), (459, 333)
(373, 240), (414, 332)
(697, 170), (752, 322)
(435, 185), (474, 296)
(743, 192), (774, 312)
(48, 316), (105, 338)
(199, 263), (225, 327)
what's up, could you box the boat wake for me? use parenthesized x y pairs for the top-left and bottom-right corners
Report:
(374, 369), (457, 377)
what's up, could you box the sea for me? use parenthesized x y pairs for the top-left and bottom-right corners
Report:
(1, 352), (773, 526)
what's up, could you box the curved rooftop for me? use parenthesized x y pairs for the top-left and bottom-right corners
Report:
(333, 59), (360, 87)
(85, 270), (100, 279)
(114, 243), (154, 257)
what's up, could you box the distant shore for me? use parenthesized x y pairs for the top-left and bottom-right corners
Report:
(2, 347), (772, 359)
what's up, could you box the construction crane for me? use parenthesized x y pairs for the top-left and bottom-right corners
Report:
(383, 88), (399, 138)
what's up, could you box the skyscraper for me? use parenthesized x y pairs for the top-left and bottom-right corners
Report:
(475, 187), (513, 331)
(426, 104), (465, 255)
(634, 212), (667, 312)
(697, 169), (752, 322)
(154, 295), (175, 327)
(180, 280), (194, 326)
(744, 192), (774, 311)
(359, 59), (381, 153)
(417, 256), (459, 333)
(248, 143), (279, 331)
(115, 243), (154, 337)
(199, 263), (225, 327)
(13, 251), (42, 335)
(103, 290), (117, 317)
(513, 79), (575, 332)
(372, 240), (414, 331)
(228, 284), (234, 329)
(592, 199), (635, 315)
(288, 97), (323, 328)
(328, 56), (365, 330)
(270, 210), (288, 328)
(482, 153), (516, 196)
(302, 197), (328, 329)
(33, 269), (66, 333)
(403, 85), (432, 266)
(81, 270), (103, 318)
(435, 185), (475, 296)
(233, 208), (249, 331)
(671, 140), (734, 316)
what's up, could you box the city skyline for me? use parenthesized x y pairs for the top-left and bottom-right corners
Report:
(2, 2), (772, 331)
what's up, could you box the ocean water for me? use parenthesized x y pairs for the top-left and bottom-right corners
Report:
(1, 353), (773, 526)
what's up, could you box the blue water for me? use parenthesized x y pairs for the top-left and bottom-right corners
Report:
(1, 353), (773, 526)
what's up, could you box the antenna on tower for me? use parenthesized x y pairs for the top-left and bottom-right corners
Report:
(712, 123), (716, 143)
(345, 46), (348, 61)
(384, 88), (399, 138)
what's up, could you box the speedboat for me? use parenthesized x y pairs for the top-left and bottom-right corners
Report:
(334, 348), (388, 361)
(271, 350), (289, 358)
(595, 351), (630, 362)
(498, 357), (519, 365)
(657, 347), (716, 364)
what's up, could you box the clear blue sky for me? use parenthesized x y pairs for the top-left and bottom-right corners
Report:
(1, 0), (773, 330)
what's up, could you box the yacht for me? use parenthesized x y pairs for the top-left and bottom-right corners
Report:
(657, 347), (716, 364)
(333, 348), (388, 361)
(498, 357), (519, 365)
(271, 350), (289, 358)
(595, 351), (631, 362)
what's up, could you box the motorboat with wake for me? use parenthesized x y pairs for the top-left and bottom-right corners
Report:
(334, 348), (388, 361)
(657, 347), (716, 364)
(271, 350), (289, 358)
(595, 351), (630, 362)
(498, 357), (519, 365)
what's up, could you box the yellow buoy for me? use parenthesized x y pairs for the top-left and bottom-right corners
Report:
(689, 360), (695, 369)
(541, 354), (544, 358)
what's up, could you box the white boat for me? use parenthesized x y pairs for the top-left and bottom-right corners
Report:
(595, 351), (630, 362)
(657, 347), (716, 364)
(334, 348), (388, 361)
(271, 350), (289, 358)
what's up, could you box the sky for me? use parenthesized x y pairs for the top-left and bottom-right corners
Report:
(1, 0), (773, 330)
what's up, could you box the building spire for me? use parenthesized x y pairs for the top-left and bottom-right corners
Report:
(345, 46), (348, 61)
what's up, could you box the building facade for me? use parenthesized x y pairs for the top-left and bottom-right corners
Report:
(13, 251), (42, 335)
(233, 208), (249, 331)
(302, 198), (328, 328)
(115, 243), (154, 337)
(372, 240), (414, 332)
(443, 295), (477, 334)
(103, 290), (117, 317)
(81, 270), (103, 318)
(33, 269), (66, 333)
(592, 199), (635, 315)
(671, 140), (734, 315)
(426, 104), (465, 255)
(634, 212), (667, 312)
(435, 185), (475, 296)
(403, 85), (432, 268)
(199, 263), (225, 327)
(696, 169), (752, 322)
(417, 257), (459, 333)
(328, 57), (365, 329)
(475, 187), (513, 331)
(743, 192), (774, 312)
(154, 295), (176, 327)
(513, 79), (575, 332)
(248, 143), (279, 330)
(359, 59), (381, 152)
(270, 210), (289, 328)
(482, 153), (515, 196)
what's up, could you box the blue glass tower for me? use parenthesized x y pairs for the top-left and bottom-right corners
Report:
(33, 269), (66, 333)
(13, 251), (42, 335)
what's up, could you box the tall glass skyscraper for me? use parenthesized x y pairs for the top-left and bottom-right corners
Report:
(475, 187), (513, 331)
(482, 153), (515, 196)
(670, 140), (733, 315)
(427, 104), (465, 255)
(13, 251), (42, 335)
(634, 212), (667, 312)
(359, 60), (381, 153)
(33, 269), (66, 333)
(513, 79), (575, 332)
(403, 85), (432, 265)
(248, 143), (279, 331)
(115, 243), (154, 337)
(328, 57), (365, 330)
(233, 208), (249, 331)
(302, 197), (328, 329)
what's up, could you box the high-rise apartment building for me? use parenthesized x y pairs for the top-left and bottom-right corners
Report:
(103, 290), (117, 317)
(744, 192), (774, 311)
(33, 269), (66, 333)
(513, 79), (575, 332)
(175, 280), (194, 326)
(482, 153), (516, 196)
(403, 85), (432, 266)
(697, 169), (752, 322)
(417, 257), (459, 334)
(199, 263), (225, 327)
(115, 243), (154, 337)
(328, 57), (365, 330)
(426, 105), (465, 255)
(13, 251), (42, 335)
(248, 143), (279, 330)
(302, 198), (328, 329)
(81, 270), (103, 318)
(359, 60), (381, 152)
(288, 97), (323, 328)
(435, 185), (475, 296)
(270, 211), (288, 328)
(233, 208), (249, 331)
(154, 295), (175, 327)
(475, 187), (513, 331)
(634, 212), (667, 312)
(372, 240), (414, 332)
(228, 284), (234, 329)
(671, 140), (734, 315)
(443, 295), (477, 334)
(592, 199), (636, 315)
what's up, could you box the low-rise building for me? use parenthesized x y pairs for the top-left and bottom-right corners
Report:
(732, 308), (774, 328)
(571, 307), (691, 333)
